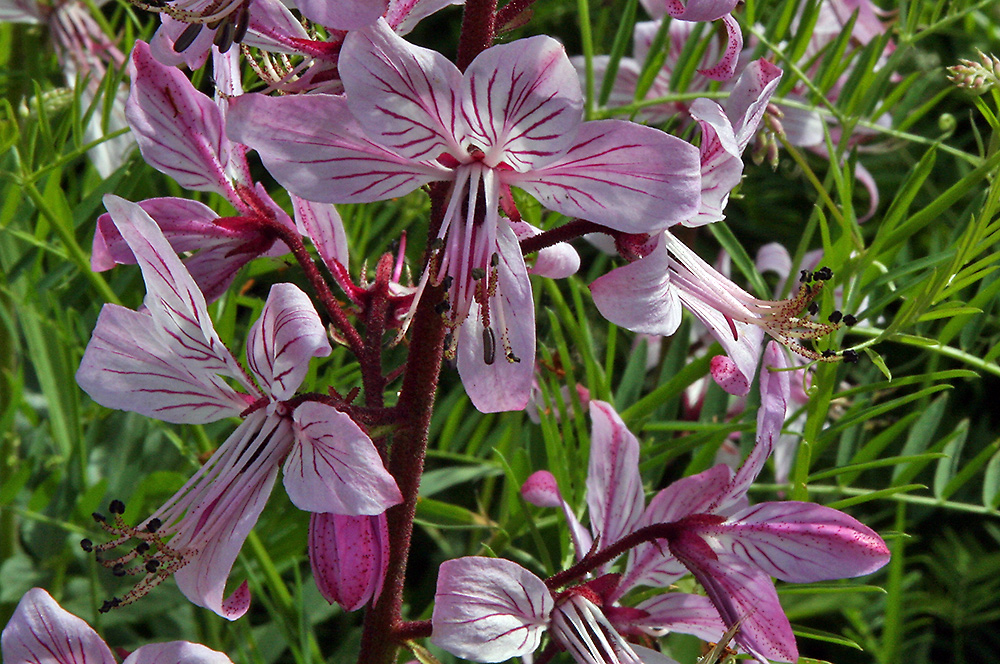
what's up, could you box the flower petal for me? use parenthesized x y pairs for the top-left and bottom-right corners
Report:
(463, 36), (582, 170)
(309, 512), (389, 612)
(631, 593), (727, 642)
(168, 415), (290, 619)
(715, 502), (891, 582)
(587, 401), (645, 556)
(127, 41), (232, 194)
(246, 284), (331, 400)
(76, 305), (249, 423)
(1, 588), (116, 664)
(123, 642), (233, 664)
(99, 195), (251, 389)
(591, 237), (682, 336)
(341, 19), (464, 161)
(227, 93), (450, 203)
(432, 557), (552, 663)
(670, 539), (798, 664)
(509, 120), (701, 232)
(695, 14), (743, 81)
(296, 0), (387, 30)
(292, 196), (350, 276)
(456, 223), (535, 413)
(285, 402), (402, 514)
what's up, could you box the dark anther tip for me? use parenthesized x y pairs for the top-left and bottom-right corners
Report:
(145, 518), (162, 533)
(807, 302), (819, 316)
(842, 349), (860, 364)
(814, 266), (833, 281)
(109, 499), (125, 515)
(828, 310), (843, 324)
(145, 559), (161, 573)
(80, 539), (94, 552)
(799, 269), (813, 283)
(136, 542), (151, 554)
(112, 563), (126, 577)
(434, 300), (451, 314)
(843, 314), (857, 326)
(92, 512), (107, 523)
(822, 349), (837, 358)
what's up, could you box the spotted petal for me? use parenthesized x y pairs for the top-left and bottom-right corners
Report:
(713, 502), (891, 583)
(127, 41), (232, 195)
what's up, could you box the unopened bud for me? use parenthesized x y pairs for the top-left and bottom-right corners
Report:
(309, 512), (389, 612)
(947, 50), (1000, 94)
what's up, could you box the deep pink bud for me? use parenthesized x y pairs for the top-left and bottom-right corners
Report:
(309, 512), (389, 612)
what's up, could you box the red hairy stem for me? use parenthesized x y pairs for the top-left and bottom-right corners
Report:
(363, 252), (396, 410)
(518, 219), (606, 256)
(259, 218), (365, 358)
(544, 521), (696, 590)
(456, 0), (497, 71)
(357, 183), (451, 664)
(394, 620), (433, 640)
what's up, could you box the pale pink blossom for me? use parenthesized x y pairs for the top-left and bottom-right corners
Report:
(229, 20), (700, 413)
(77, 196), (400, 618)
(1, 588), (233, 664)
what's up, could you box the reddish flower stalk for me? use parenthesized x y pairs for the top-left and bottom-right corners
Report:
(357, 183), (451, 664)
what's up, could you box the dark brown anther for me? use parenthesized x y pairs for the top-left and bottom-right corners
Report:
(145, 518), (162, 533)
(213, 20), (235, 53)
(799, 269), (813, 283)
(843, 314), (857, 326)
(442, 275), (454, 289)
(136, 542), (151, 554)
(483, 327), (496, 365)
(842, 349), (860, 363)
(429, 237), (444, 252)
(109, 499), (125, 515)
(822, 349), (837, 358)
(434, 300), (451, 314)
(92, 512), (107, 523)
(98, 597), (121, 614)
(112, 563), (126, 577)
(828, 310), (843, 324)
(814, 266), (833, 281)
(173, 22), (203, 53)
(507, 350), (521, 363)
(471, 267), (486, 281)
(232, 2), (250, 44)
(490, 252), (499, 267)
(81, 539), (93, 552)
(145, 559), (161, 573)
(807, 302), (819, 316)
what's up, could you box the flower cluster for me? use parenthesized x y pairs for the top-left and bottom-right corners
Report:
(2, 0), (904, 662)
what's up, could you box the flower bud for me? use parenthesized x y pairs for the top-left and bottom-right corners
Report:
(309, 512), (389, 612)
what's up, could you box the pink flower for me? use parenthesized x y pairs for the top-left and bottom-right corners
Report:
(228, 20), (700, 413)
(522, 375), (890, 663)
(93, 41), (348, 302)
(1, 588), (233, 664)
(432, 557), (681, 664)
(591, 61), (791, 395)
(76, 195), (400, 618)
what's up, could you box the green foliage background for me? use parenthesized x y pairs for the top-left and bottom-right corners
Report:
(2, 1), (1000, 663)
